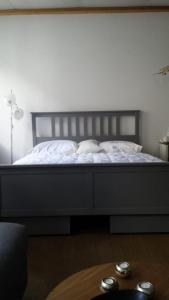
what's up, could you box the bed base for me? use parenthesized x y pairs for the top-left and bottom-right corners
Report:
(110, 215), (169, 233)
(2, 215), (169, 235)
(0, 216), (71, 235)
(0, 163), (169, 235)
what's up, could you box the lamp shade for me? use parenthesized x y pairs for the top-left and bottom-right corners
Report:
(5, 92), (16, 107)
(13, 107), (24, 120)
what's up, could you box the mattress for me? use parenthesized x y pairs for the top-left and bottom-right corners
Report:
(14, 152), (162, 165)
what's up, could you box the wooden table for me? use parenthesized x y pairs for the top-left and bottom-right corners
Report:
(46, 262), (169, 300)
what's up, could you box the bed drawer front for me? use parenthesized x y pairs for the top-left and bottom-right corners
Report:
(1, 173), (92, 214)
(94, 172), (169, 212)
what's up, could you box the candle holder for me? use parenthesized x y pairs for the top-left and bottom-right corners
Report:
(136, 282), (154, 297)
(115, 261), (131, 278)
(101, 277), (119, 292)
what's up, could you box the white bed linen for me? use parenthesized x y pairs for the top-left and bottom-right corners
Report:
(32, 140), (78, 155)
(14, 152), (162, 165)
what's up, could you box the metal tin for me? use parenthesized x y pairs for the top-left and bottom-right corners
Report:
(136, 282), (154, 297)
(115, 262), (131, 278)
(101, 277), (119, 292)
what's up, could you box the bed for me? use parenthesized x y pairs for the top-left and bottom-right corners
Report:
(0, 110), (169, 235)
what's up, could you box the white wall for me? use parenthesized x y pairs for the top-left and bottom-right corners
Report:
(0, 13), (169, 163)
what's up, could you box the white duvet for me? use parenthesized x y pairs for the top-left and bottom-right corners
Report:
(14, 151), (162, 165)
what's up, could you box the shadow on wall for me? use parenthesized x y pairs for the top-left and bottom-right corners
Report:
(0, 144), (10, 164)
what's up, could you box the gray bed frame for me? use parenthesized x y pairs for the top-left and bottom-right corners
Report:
(0, 110), (169, 235)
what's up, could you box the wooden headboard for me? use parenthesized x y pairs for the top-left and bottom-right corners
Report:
(31, 110), (140, 146)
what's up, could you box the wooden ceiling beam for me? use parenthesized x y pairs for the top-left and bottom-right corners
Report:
(0, 6), (169, 16)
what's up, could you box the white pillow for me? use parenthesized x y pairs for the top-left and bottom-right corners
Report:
(32, 140), (78, 155)
(77, 140), (101, 154)
(100, 141), (142, 153)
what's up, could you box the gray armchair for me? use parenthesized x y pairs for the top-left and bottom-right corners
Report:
(0, 223), (27, 300)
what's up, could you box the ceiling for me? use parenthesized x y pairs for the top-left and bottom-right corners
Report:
(0, 0), (169, 9)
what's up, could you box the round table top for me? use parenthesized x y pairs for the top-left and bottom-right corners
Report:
(46, 262), (169, 300)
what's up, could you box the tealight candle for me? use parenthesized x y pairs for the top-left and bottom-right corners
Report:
(101, 276), (119, 292)
(136, 281), (154, 297)
(115, 261), (131, 278)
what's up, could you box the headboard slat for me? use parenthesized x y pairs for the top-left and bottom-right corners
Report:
(51, 117), (55, 138)
(67, 117), (71, 137)
(84, 117), (88, 139)
(76, 117), (80, 138)
(116, 114), (120, 137)
(59, 117), (64, 137)
(92, 117), (96, 137)
(108, 115), (112, 136)
(100, 116), (104, 137)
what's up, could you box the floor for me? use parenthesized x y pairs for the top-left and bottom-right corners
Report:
(24, 217), (169, 300)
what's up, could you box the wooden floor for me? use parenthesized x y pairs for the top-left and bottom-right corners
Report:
(24, 217), (169, 300)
